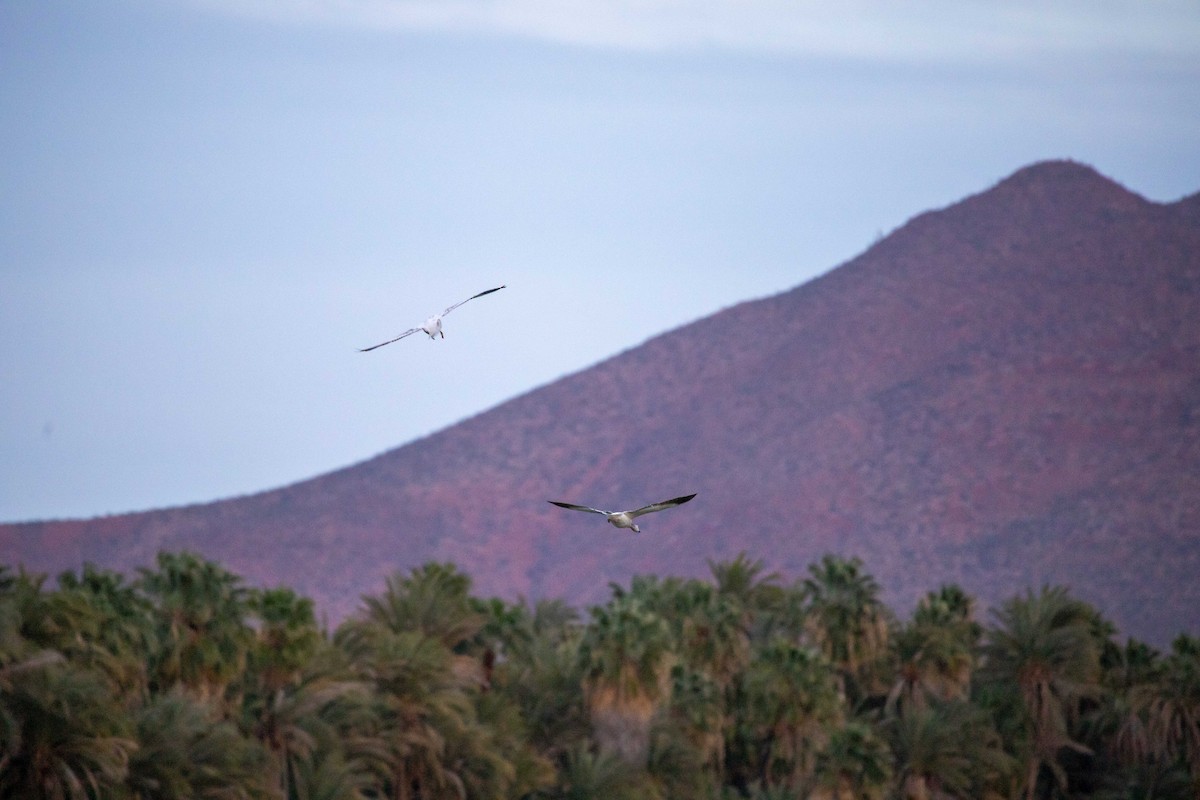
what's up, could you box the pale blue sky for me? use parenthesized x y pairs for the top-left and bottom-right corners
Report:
(2, 0), (1198, 522)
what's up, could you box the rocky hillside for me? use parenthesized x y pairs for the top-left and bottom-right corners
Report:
(4, 161), (1198, 643)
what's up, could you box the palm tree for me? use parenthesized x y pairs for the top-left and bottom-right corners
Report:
(578, 593), (674, 765)
(1080, 637), (1163, 794)
(289, 673), (393, 799)
(249, 587), (322, 690)
(0, 658), (136, 800)
(735, 641), (842, 792)
(978, 585), (1103, 800)
(1128, 634), (1200, 794)
(2, 567), (107, 675)
(137, 551), (255, 703)
(885, 699), (1016, 800)
(289, 744), (378, 800)
(56, 564), (158, 704)
(247, 587), (406, 798)
(709, 552), (783, 618)
(127, 690), (273, 799)
(471, 596), (532, 690)
(0, 567), (66, 680)
(463, 688), (556, 799)
(678, 583), (752, 691)
(489, 607), (589, 759)
(529, 598), (582, 643)
(658, 581), (750, 779)
(341, 563), (555, 799)
(339, 626), (467, 800)
(887, 585), (980, 715)
(340, 574), (511, 800)
(645, 710), (715, 799)
(246, 665), (371, 799)
(812, 720), (892, 800)
(549, 740), (649, 800)
(351, 586), (557, 799)
(666, 663), (727, 781)
(360, 563), (485, 652)
(801, 555), (893, 707)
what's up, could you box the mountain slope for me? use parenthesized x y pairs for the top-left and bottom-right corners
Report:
(4, 160), (1198, 643)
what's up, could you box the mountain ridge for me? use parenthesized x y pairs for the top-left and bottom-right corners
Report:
(4, 160), (1198, 644)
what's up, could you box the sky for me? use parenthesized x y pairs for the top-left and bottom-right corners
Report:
(2, 1), (1198, 523)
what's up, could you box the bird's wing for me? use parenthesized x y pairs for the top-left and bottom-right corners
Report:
(359, 327), (421, 352)
(548, 500), (611, 516)
(628, 493), (698, 518)
(440, 285), (506, 317)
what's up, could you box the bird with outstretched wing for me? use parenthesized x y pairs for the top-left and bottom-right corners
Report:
(548, 493), (697, 533)
(360, 285), (505, 351)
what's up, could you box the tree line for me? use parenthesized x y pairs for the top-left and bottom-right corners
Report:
(1, 550), (1197, 799)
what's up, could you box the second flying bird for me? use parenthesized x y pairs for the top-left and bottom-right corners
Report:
(548, 494), (697, 533)
(360, 285), (506, 351)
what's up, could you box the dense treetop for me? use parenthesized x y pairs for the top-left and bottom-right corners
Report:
(1, 550), (1197, 799)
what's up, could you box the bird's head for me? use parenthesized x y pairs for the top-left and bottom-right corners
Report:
(631, 524), (641, 533)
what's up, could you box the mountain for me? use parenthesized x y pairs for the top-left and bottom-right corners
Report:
(3, 160), (1198, 644)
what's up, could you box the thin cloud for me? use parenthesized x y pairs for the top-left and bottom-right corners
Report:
(184, 0), (1200, 61)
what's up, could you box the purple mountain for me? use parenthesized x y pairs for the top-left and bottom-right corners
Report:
(4, 160), (1198, 644)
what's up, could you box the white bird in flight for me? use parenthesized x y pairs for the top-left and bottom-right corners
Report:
(548, 493), (697, 533)
(360, 285), (506, 352)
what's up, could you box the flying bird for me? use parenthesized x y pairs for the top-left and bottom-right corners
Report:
(547, 493), (697, 533)
(359, 285), (506, 351)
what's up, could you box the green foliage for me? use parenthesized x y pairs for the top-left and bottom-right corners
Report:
(578, 592), (675, 764)
(128, 691), (273, 799)
(734, 640), (842, 791)
(801, 554), (894, 708)
(980, 585), (1104, 799)
(138, 551), (255, 702)
(884, 699), (1016, 798)
(0, 551), (1195, 800)
(887, 584), (981, 716)
(0, 660), (135, 799)
(814, 720), (893, 798)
